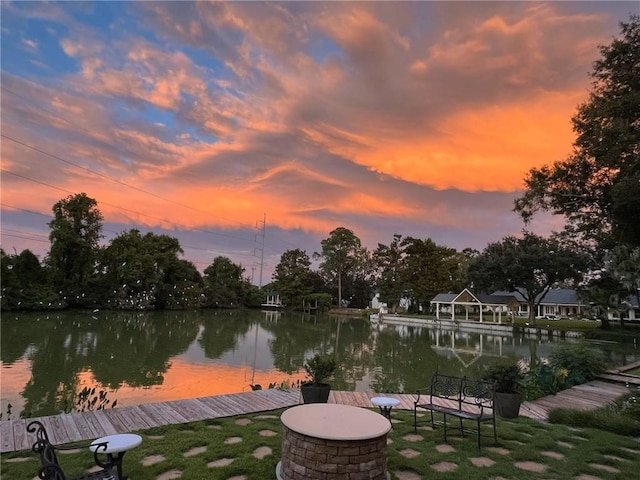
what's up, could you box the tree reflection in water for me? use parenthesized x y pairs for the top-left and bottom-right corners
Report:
(2, 310), (639, 419)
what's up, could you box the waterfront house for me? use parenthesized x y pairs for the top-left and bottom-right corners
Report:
(430, 288), (639, 322)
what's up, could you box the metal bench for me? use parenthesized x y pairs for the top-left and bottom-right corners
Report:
(27, 420), (117, 480)
(413, 372), (497, 449)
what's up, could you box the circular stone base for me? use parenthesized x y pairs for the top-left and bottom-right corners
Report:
(276, 460), (390, 480)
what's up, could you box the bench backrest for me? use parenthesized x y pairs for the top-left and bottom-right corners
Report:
(429, 373), (495, 415)
(460, 377), (495, 414)
(429, 373), (464, 401)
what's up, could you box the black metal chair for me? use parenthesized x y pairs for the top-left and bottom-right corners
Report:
(27, 421), (117, 480)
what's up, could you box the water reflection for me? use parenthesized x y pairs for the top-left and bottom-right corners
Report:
(1, 310), (638, 419)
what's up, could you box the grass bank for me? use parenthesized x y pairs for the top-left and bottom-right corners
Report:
(3, 408), (639, 480)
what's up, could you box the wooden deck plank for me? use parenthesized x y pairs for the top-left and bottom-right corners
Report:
(116, 406), (155, 431)
(0, 420), (15, 452)
(89, 410), (119, 436)
(175, 398), (216, 422)
(67, 412), (100, 440)
(263, 389), (296, 408)
(252, 390), (289, 410)
(201, 395), (239, 418)
(236, 392), (272, 413)
(196, 396), (232, 417)
(58, 413), (83, 443)
(148, 402), (189, 425)
(38, 416), (65, 445)
(217, 394), (252, 415)
(135, 402), (175, 427)
(12, 418), (29, 452)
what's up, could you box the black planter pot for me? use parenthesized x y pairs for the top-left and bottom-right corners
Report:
(300, 383), (331, 404)
(494, 392), (522, 418)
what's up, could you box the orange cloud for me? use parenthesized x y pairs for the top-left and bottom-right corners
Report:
(349, 90), (583, 192)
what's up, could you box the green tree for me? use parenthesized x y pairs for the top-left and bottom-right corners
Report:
(372, 234), (405, 312)
(1, 249), (21, 310)
(515, 16), (640, 248)
(608, 245), (640, 326)
(273, 249), (314, 308)
(101, 230), (201, 310)
(468, 232), (589, 324)
(399, 237), (461, 313)
(203, 256), (248, 308)
(102, 229), (161, 309)
(47, 193), (103, 307)
(157, 258), (203, 310)
(314, 227), (367, 308)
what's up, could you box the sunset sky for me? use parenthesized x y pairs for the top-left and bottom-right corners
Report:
(1, 1), (637, 284)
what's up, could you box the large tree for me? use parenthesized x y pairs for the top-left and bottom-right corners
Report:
(47, 193), (103, 306)
(399, 237), (461, 313)
(100, 230), (199, 309)
(203, 256), (248, 308)
(373, 234), (405, 311)
(515, 16), (640, 248)
(468, 232), (589, 324)
(0, 249), (55, 310)
(273, 249), (314, 308)
(314, 227), (366, 308)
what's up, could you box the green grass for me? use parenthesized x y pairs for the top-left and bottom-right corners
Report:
(3, 409), (640, 480)
(624, 367), (640, 376)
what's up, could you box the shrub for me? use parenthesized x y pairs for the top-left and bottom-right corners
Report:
(550, 343), (608, 386)
(481, 359), (524, 393)
(520, 343), (609, 401)
(303, 354), (337, 385)
(549, 407), (640, 437)
(608, 387), (640, 421)
(520, 363), (560, 400)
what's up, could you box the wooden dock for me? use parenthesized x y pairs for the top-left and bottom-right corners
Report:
(1, 378), (633, 453)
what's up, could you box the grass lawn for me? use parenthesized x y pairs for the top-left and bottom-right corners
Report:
(2, 408), (640, 480)
(625, 367), (640, 376)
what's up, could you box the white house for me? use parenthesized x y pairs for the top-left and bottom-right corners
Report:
(430, 288), (640, 322)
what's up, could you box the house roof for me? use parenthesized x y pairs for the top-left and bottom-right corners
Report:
(431, 288), (583, 306)
(491, 288), (581, 305)
(431, 293), (457, 303)
(431, 288), (639, 309)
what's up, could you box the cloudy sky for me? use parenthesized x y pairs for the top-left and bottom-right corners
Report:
(1, 1), (637, 283)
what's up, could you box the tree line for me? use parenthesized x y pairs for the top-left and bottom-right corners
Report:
(2, 16), (638, 321)
(0, 192), (476, 312)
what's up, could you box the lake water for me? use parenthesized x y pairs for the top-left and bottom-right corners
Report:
(1, 309), (639, 419)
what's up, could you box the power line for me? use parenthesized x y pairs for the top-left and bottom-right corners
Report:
(2, 204), (259, 265)
(2, 127), (299, 252)
(0, 168), (256, 245)
(0, 228), (49, 240)
(0, 232), (50, 244)
(1, 133), (259, 230)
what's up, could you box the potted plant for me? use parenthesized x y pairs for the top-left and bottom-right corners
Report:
(300, 354), (337, 404)
(482, 359), (525, 418)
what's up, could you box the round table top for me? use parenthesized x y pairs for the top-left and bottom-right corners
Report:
(281, 403), (391, 441)
(90, 433), (142, 454)
(371, 396), (401, 407)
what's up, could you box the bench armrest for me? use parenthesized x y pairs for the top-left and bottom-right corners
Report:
(53, 441), (110, 469)
(414, 387), (429, 404)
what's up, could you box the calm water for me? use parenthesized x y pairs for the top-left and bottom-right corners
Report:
(1, 310), (639, 419)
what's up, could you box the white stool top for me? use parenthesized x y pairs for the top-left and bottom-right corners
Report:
(371, 396), (401, 407)
(90, 433), (142, 454)
(281, 403), (391, 441)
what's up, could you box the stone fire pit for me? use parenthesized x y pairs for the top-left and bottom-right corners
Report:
(276, 403), (391, 480)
